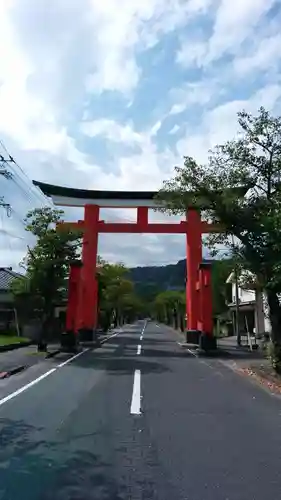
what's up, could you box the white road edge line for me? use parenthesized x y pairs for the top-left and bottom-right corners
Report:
(130, 369), (141, 415)
(137, 344), (141, 355)
(0, 348), (91, 408)
(187, 348), (198, 357)
(100, 331), (121, 345)
(0, 368), (57, 407)
(57, 348), (90, 368)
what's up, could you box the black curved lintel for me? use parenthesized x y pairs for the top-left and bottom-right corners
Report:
(33, 180), (249, 206)
(33, 180), (157, 200)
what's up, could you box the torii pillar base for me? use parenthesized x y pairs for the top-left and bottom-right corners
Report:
(198, 262), (217, 353)
(61, 331), (79, 353)
(78, 328), (100, 344)
(61, 260), (82, 353)
(199, 334), (217, 352)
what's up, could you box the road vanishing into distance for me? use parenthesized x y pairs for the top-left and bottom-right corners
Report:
(1, 321), (281, 499)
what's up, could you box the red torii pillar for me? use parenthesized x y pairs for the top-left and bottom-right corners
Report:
(198, 262), (213, 335)
(186, 208), (202, 332)
(198, 261), (217, 350)
(65, 260), (82, 334)
(77, 204), (99, 341)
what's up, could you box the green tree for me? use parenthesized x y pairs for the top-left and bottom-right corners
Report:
(157, 107), (281, 369)
(97, 260), (142, 330)
(153, 290), (185, 330)
(11, 207), (82, 349)
(211, 259), (234, 317)
(10, 275), (44, 327)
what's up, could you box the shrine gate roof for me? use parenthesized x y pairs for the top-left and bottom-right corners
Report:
(33, 180), (248, 209)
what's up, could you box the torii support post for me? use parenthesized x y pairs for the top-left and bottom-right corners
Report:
(198, 262), (217, 351)
(185, 209), (202, 344)
(78, 204), (99, 342)
(62, 260), (82, 351)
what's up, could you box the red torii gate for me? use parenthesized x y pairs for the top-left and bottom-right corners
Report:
(33, 181), (224, 348)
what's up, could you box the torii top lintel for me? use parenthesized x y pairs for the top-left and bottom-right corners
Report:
(33, 181), (247, 209)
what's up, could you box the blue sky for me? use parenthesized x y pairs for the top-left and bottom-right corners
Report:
(0, 0), (281, 268)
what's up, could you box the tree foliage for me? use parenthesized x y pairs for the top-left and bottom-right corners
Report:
(11, 207), (82, 342)
(211, 260), (234, 316)
(157, 107), (281, 369)
(97, 259), (144, 330)
(152, 290), (185, 330)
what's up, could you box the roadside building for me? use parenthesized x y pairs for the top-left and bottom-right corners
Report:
(226, 270), (271, 338)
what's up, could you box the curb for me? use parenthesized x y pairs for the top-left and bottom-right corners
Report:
(179, 342), (230, 358)
(0, 350), (61, 380)
(45, 349), (61, 359)
(0, 365), (26, 379)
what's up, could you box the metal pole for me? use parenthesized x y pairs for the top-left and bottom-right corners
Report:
(14, 308), (20, 337)
(232, 234), (241, 346)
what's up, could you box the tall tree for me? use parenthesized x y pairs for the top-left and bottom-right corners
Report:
(211, 260), (234, 317)
(153, 290), (185, 330)
(97, 260), (143, 330)
(157, 108), (281, 369)
(11, 207), (81, 349)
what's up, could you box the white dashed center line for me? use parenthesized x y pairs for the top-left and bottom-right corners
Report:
(131, 322), (147, 415)
(130, 370), (141, 415)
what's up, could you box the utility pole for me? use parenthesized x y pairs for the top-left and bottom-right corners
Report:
(231, 234), (241, 346)
(0, 158), (12, 216)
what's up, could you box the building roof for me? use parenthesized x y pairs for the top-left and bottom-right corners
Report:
(0, 268), (24, 291)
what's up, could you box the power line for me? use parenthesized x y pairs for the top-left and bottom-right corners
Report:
(0, 155), (12, 216)
(0, 139), (53, 208)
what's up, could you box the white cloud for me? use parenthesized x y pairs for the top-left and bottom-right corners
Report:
(207, 0), (275, 64)
(81, 118), (177, 190)
(177, 0), (277, 68)
(80, 119), (146, 146)
(150, 120), (162, 136)
(86, 0), (215, 94)
(176, 40), (207, 68)
(233, 33), (281, 76)
(169, 80), (217, 115)
(169, 124), (180, 135)
(176, 83), (281, 164)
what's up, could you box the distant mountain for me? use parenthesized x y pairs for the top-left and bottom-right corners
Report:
(128, 259), (186, 301)
(128, 258), (233, 314)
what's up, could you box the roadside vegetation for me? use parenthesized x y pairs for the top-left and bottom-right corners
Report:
(0, 335), (30, 346)
(157, 107), (281, 372)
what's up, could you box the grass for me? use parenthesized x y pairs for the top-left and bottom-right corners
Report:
(0, 335), (30, 346)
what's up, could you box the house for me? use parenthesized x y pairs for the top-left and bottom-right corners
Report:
(226, 270), (271, 336)
(0, 267), (23, 332)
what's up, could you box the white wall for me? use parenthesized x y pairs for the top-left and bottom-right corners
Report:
(231, 283), (271, 333)
(231, 284), (255, 303)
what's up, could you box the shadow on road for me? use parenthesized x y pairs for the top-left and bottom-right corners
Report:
(215, 346), (265, 361)
(72, 352), (171, 374)
(142, 337), (179, 345)
(0, 417), (125, 500)
(141, 347), (190, 359)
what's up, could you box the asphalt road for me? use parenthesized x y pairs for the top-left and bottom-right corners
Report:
(1, 321), (281, 499)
